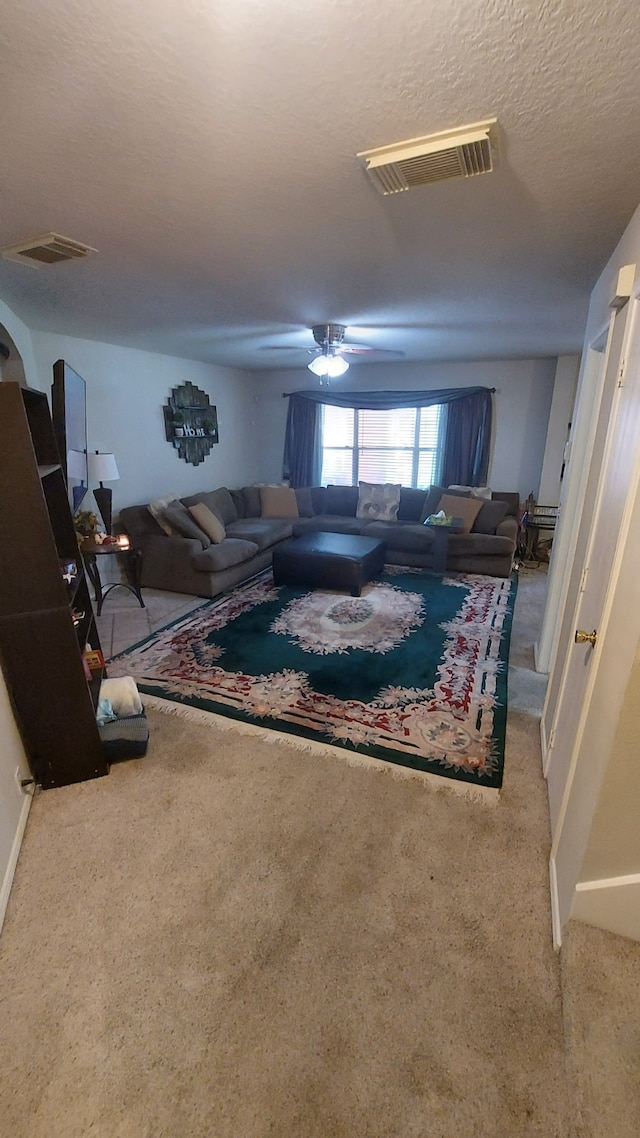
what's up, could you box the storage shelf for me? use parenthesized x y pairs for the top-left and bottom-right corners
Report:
(0, 382), (109, 789)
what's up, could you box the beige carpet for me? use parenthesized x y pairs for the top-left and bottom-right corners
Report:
(0, 568), (618, 1137)
(561, 922), (640, 1138)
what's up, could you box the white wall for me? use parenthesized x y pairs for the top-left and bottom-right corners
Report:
(28, 332), (260, 517)
(538, 355), (580, 506)
(253, 358), (557, 498)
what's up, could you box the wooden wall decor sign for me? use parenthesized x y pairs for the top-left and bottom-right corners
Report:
(163, 381), (219, 466)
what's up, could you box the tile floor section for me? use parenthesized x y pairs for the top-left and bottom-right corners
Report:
(94, 581), (206, 660)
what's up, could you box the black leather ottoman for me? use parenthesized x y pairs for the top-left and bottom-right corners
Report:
(272, 532), (386, 596)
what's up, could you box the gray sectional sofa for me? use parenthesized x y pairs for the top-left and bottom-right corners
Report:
(119, 483), (519, 598)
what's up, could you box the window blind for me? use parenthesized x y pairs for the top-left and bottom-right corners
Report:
(320, 404), (444, 487)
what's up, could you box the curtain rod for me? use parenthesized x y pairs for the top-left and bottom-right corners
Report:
(282, 387), (497, 398)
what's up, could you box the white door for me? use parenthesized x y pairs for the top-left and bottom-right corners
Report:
(542, 310), (627, 766)
(546, 286), (640, 942)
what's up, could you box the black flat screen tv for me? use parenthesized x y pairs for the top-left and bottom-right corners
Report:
(51, 359), (88, 512)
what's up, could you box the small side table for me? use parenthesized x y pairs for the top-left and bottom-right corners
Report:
(422, 517), (464, 574)
(82, 540), (145, 617)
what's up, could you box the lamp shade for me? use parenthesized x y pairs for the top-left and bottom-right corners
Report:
(66, 449), (86, 479)
(88, 452), (119, 483)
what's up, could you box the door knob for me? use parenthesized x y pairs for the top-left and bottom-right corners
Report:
(575, 629), (597, 646)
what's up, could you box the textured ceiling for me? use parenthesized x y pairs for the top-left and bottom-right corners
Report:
(1, 0), (640, 370)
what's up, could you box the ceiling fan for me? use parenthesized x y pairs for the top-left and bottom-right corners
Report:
(263, 324), (404, 378)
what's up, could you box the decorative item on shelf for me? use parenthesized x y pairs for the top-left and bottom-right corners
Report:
(163, 381), (219, 466)
(74, 508), (103, 547)
(84, 648), (105, 670)
(59, 558), (78, 585)
(88, 451), (119, 535)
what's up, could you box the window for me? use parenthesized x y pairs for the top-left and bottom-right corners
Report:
(320, 403), (445, 487)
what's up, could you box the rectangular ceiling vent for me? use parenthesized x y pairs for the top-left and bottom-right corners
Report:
(1, 233), (97, 268)
(357, 119), (497, 195)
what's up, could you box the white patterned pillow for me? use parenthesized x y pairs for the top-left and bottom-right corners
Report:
(148, 493), (181, 535)
(356, 482), (402, 522)
(448, 485), (492, 500)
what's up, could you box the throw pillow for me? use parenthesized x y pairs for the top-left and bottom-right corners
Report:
(162, 501), (211, 548)
(188, 502), (226, 543)
(356, 482), (402, 522)
(436, 493), (483, 534)
(148, 493), (180, 535)
(472, 498), (508, 534)
(260, 485), (299, 518)
(181, 488), (237, 526)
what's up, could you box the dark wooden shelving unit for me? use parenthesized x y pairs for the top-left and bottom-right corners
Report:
(0, 382), (109, 789)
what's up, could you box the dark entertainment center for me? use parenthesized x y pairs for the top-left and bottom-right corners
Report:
(0, 377), (109, 788)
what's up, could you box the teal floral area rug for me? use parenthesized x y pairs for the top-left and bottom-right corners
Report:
(109, 567), (518, 798)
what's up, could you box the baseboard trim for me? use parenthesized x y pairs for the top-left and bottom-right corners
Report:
(572, 874), (640, 943)
(540, 717), (548, 776)
(0, 792), (33, 933)
(550, 855), (562, 950)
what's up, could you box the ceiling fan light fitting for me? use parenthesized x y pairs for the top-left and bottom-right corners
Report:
(307, 354), (349, 377)
(308, 356), (329, 376)
(326, 355), (349, 377)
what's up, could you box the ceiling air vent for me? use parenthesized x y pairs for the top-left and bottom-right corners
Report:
(1, 233), (97, 267)
(357, 119), (497, 195)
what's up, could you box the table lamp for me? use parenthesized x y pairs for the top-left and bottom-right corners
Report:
(88, 451), (119, 535)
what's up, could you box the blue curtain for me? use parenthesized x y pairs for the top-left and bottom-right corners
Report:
(441, 388), (493, 486)
(282, 394), (322, 487)
(282, 387), (494, 487)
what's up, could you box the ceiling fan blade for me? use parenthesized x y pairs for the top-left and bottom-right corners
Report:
(338, 345), (406, 358)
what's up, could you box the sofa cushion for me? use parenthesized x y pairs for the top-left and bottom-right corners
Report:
(226, 517), (293, 551)
(294, 486), (315, 517)
(260, 485), (299, 518)
(188, 503), (226, 543)
(291, 516), (363, 537)
(398, 487), (428, 522)
(192, 539), (259, 572)
(436, 493), (482, 534)
(491, 491), (520, 517)
(356, 481), (401, 522)
(447, 533), (516, 557)
(181, 487), (237, 526)
(363, 521), (433, 553)
(120, 504), (165, 538)
(325, 484), (358, 516)
(163, 501), (211, 548)
(310, 486), (327, 514)
(241, 486), (262, 517)
(472, 499), (508, 535)
(419, 485), (449, 523)
(148, 493), (181, 535)
(229, 489), (246, 519)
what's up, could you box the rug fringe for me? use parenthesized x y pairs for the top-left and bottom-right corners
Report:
(142, 694), (499, 805)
